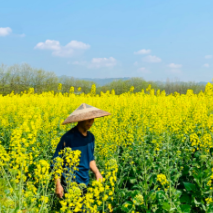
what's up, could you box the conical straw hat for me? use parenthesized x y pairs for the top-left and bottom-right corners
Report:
(62, 103), (111, 125)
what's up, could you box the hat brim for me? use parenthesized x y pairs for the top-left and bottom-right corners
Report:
(62, 109), (111, 125)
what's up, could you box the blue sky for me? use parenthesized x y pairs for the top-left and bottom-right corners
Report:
(0, 0), (213, 81)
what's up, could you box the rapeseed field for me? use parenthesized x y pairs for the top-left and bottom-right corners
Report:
(1, 83), (213, 212)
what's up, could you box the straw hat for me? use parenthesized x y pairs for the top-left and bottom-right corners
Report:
(62, 103), (111, 124)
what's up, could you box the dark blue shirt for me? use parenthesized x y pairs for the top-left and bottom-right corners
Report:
(52, 126), (95, 186)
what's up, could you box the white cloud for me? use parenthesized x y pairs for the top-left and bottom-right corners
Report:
(0, 27), (12, 36)
(89, 57), (117, 68)
(205, 55), (212, 59)
(17, 33), (26, 38)
(72, 61), (80, 65)
(204, 63), (210, 68)
(134, 49), (151, 55)
(71, 57), (117, 68)
(137, 67), (149, 74)
(143, 55), (162, 63)
(72, 61), (87, 65)
(168, 63), (182, 69)
(169, 69), (182, 74)
(66, 40), (90, 49)
(34, 39), (90, 57)
(133, 61), (138, 66)
(35, 40), (61, 50)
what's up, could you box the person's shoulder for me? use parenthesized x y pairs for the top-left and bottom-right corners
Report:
(59, 132), (68, 143)
(61, 127), (75, 139)
(68, 126), (76, 134)
(88, 131), (95, 141)
(59, 128), (76, 147)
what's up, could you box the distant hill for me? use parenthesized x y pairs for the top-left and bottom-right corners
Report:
(80, 77), (131, 86)
(198, 81), (209, 85)
(80, 79), (209, 86)
(59, 75), (210, 87)
(154, 81), (209, 86)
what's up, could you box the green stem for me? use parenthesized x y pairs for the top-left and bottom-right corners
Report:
(19, 164), (23, 210)
(0, 165), (16, 200)
(102, 181), (106, 213)
(38, 181), (45, 213)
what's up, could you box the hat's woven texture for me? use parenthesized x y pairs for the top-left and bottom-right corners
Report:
(62, 103), (110, 124)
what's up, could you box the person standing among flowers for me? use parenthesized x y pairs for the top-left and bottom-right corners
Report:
(52, 103), (110, 199)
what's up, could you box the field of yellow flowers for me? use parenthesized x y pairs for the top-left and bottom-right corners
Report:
(1, 83), (213, 213)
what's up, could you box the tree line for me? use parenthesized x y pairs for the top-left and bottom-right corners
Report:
(0, 64), (95, 95)
(0, 63), (207, 95)
(100, 78), (207, 95)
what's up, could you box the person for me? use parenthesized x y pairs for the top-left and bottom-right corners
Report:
(52, 103), (110, 199)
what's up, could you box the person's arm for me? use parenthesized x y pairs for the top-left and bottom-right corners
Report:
(89, 136), (102, 181)
(90, 160), (103, 181)
(55, 178), (64, 198)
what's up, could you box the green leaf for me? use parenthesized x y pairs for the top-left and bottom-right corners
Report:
(156, 190), (166, 200)
(194, 151), (201, 158)
(132, 185), (142, 190)
(118, 189), (126, 197)
(182, 166), (190, 175)
(180, 192), (191, 204)
(207, 204), (213, 213)
(183, 182), (196, 192)
(200, 155), (208, 162)
(132, 197), (143, 206)
(148, 191), (156, 202)
(130, 190), (140, 197)
(4, 189), (10, 195)
(194, 197), (201, 205)
(129, 178), (137, 184)
(132, 166), (137, 173)
(117, 178), (125, 186)
(174, 190), (182, 199)
(161, 202), (170, 211)
(121, 201), (134, 212)
(180, 204), (191, 213)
